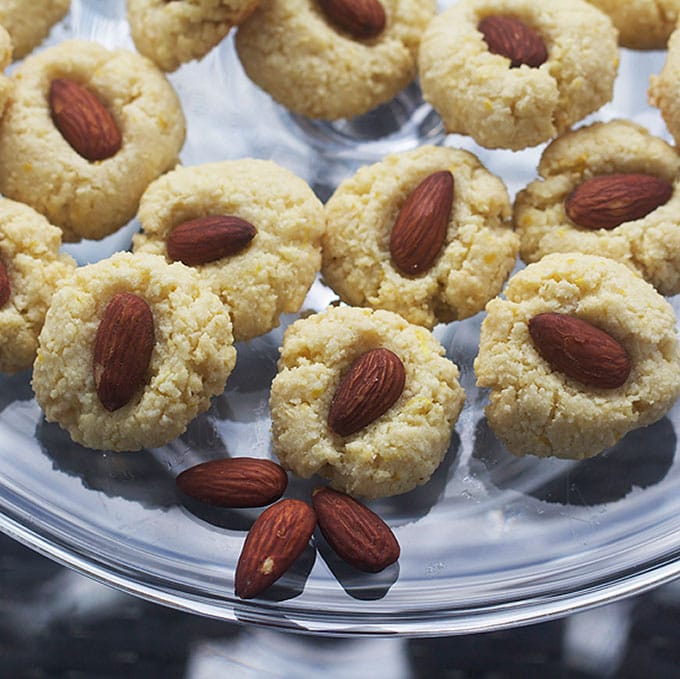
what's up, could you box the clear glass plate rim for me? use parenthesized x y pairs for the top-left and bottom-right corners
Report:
(3, 485), (680, 637)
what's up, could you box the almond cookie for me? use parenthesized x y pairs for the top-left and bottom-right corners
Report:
(418, 0), (619, 150)
(32, 252), (236, 452)
(474, 253), (680, 460)
(0, 0), (70, 60)
(514, 119), (680, 295)
(127, 0), (260, 72)
(132, 159), (325, 342)
(0, 40), (185, 242)
(0, 198), (76, 374)
(235, 0), (436, 120)
(269, 305), (465, 499)
(650, 26), (680, 147)
(585, 0), (680, 49)
(322, 145), (518, 329)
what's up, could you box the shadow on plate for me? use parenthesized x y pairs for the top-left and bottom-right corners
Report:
(35, 417), (179, 510)
(173, 407), (229, 460)
(177, 495), (266, 532)
(0, 370), (35, 413)
(33, 392), (274, 514)
(368, 431), (462, 525)
(211, 334), (280, 425)
(470, 416), (676, 506)
(313, 531), (399, 601)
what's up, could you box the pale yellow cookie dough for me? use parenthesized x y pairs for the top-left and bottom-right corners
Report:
(269, 305), (465, 498)
(32, 252), (236, 452)
(0, 40), (185, 242)
(0, 0), (69, 60)
(322, 145), (518, 328)
(235, 0), (436, 120)
(650, 26), (680, 148)
(127, 0), (260, 72)
(418, 0), (619, 150)
(474, 253), (680, 460)
(514, 119), (680, 296)
(0, 24), (12, 118)
(0, 198), (75, 374)
(132, 159), (325, 342)
(586, 0), (680, 49)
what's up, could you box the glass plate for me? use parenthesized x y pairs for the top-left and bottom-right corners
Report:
(1, 0), (680, 637)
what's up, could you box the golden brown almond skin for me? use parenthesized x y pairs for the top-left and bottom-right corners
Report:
(389, 170), (454, 276)
(565, 173), (673, 230)
(166, 215), (257, 266)
(93, 293), (155, 411)
(327, 347), (405, 437)
(478, 15), (548, 68)
(49, 78), (122, 162)
(312, 486), (400, 572)
(235, 499), (317, 599)
(176, 457), (288, 508)
(317, 0), (386, 40)
(528, 312), (631, 389)
(0, 259), (10, 308)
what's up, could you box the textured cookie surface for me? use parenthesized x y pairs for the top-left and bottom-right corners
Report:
(0, 24), (12, 118)
(586, 0), (680, 49)
(235, 0), (435, 120)
(269, 305), (465, 498)
(0, 0), (70, 59)
(0, 198), (76, 374)
(474, 253), (680, 460)
(127, 0), (259, 72)
(132, 159), (325, 342)
(0, 40), (185, 242)
(32, 252), (236, 452)
(322, 145), (518, 328)
(418, 0), (619, 150)
(650, 26), (680, 148)
(514, 119), (680, 295)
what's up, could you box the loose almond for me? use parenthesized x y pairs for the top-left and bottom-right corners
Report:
(312, 487), (399, 572)
(166, 215), (256, 266)
(528, 312), (631, 389)
(49, 78), (122, 162)
(565, 173), (673, 230)
(0, 259), (9, 308)
(389, 170), (453, 276)
(235, 499), (317, 599)
(317, 0), (386, 39)
(327, 348), (405, 437)
(93, 292), (155, 411)
(176, 457), (288, 508)
(478, 15), (548, 68)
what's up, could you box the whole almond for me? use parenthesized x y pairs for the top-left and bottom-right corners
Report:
(565, 173), (673, 230)
(478, 15), (548, 68)
(176, 457), (288, 508)
(49, 78), (122, 162)
(0, 259), (9, 308)
(317, 0), (386, 39)
(528, 312), (631, 389)
(235, 499), (317, 599)
(166, 215), (256, 266)
(93, 293), (155, 411)
(390, 170), (453, 276)
(328, 348), (405, 437)
(312, 487), (400, 572)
